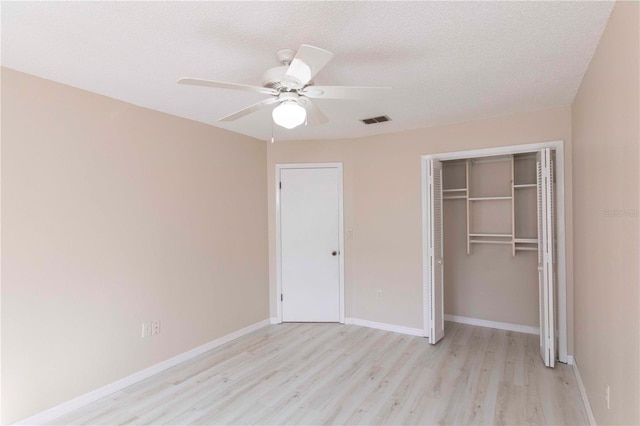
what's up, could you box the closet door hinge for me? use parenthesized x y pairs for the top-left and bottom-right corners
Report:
(281, 294), (283, 302)
(279, 182), (282, 189)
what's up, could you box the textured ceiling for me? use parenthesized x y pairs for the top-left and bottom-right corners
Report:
(1, 1), (614, 141)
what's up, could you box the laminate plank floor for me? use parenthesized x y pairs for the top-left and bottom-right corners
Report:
(51, 322), (588, 425)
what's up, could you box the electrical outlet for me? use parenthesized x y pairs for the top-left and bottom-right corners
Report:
(605, 382), (610, 410)
(141, 322), (151, 338)
(346, 229), (354, 240)
(151, 320), (160, 335)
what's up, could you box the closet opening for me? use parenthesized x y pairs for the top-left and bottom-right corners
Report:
(421, 141), (567, 367)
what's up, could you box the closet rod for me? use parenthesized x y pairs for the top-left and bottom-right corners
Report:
(468, 196), (512, 201)
(470, 240), (513, 245)
(470, 155), (512, 164)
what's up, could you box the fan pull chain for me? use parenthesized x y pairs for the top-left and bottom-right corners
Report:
(271, 118), (275, 143)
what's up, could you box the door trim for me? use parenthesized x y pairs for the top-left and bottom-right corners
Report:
(421, 140), (568, 363)
(275, 163), (345, 324)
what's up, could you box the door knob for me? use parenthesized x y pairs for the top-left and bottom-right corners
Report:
(332, 251), (338, 256)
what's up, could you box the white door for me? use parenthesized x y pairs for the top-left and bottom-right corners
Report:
(537, 148), (556, 367)
(427, 159), (445, 344)
(280, 166), (341, 322)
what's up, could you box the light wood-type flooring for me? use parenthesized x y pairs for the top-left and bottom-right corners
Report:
(52, 322), (589, 425)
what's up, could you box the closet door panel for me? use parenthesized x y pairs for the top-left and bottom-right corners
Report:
(537, 148), (556, 368)
(427, 159), (445, 344)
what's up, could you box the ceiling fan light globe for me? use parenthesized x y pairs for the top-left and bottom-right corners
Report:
(272, 101), (306, 129)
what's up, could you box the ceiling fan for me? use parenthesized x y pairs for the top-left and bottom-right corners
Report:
(178, 45), (391, 130)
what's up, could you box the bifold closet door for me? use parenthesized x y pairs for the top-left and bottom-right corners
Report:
(537, 148), (555, 367)
(427, 159), (445, 344)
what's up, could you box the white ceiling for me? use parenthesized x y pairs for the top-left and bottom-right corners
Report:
(1, 1), (614, 142)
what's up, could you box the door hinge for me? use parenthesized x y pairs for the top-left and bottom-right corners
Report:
(281, 294), (283, 302)
(279, 182), (282, 189)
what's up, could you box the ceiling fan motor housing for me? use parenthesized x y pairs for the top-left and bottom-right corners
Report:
(262, 66), (315, 91)
(261, 65), (289, 90)
(262, 48), (314, 91)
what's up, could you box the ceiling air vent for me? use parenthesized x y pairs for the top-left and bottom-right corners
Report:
(360, 115), (391, 125)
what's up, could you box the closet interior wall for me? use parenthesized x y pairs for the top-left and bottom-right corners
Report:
(442, 154), (540, 328)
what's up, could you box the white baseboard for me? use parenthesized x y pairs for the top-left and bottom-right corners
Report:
(566, 355), (575, 365)
(572, 358), (597, 426)
(269, 317), (280, 324)
(444, 314), (539, 335)
(15, 319), (272, 425)
(344, 317), (424, 337)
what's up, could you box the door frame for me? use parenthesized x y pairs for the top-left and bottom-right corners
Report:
(421, 140), (568, 363)
(275, 163), (345, 324)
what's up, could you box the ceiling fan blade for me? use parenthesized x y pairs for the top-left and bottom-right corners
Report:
(178, 78), (278, 96)
(283, 45), (334, 88)
(218, 98), (279, 122)
(300, 98), (329, 126)
(301, 86), (392, 101)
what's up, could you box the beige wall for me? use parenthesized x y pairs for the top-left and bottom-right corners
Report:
(1, 68), (269, 424)
(267, 107), (573, 339)
(571, 2), (640, 425)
